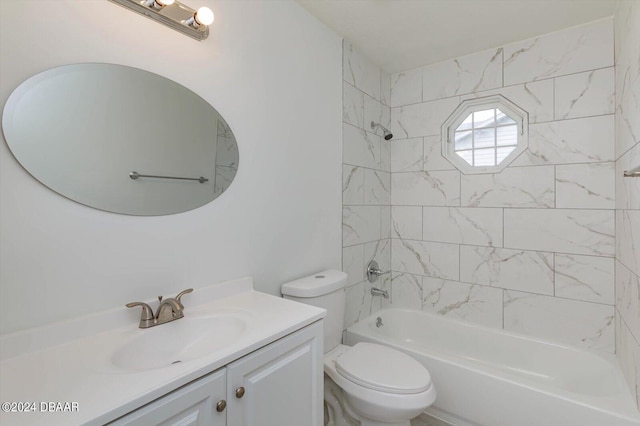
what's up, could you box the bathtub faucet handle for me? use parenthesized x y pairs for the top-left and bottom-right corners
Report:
(367, 260), (389, 283)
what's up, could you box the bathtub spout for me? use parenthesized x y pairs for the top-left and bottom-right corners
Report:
(370, 287), (389, 299)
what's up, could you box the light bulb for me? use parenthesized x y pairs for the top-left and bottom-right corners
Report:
(194, 7), (214, 26)
(156, 0), (175, 5)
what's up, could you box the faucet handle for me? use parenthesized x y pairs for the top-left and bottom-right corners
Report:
(175, 288), (193, 303)
(126, 302), (156, 328)
(366, 260), (389, 283)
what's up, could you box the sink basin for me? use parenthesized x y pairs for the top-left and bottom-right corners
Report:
(111, 314), (247, 371)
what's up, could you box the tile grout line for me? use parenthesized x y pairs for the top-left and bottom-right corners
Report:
(390, 65), (615, 108)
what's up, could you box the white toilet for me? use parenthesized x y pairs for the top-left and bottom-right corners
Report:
(281, 270), (436, 426)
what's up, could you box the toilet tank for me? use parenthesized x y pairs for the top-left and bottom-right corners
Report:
(281, 270), (347, 353)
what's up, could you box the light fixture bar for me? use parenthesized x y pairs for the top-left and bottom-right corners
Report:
(109, 0), (210, 41)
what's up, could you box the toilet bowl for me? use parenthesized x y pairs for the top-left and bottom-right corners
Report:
(281, 270), (436, 426)
(324, 344), (436, 426)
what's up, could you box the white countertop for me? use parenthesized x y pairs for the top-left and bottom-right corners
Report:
(0, 277), (325, 425)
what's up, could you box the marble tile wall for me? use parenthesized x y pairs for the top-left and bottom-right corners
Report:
(386, 18), (618, 354)
(342, 16), (639, 408)
(614, 0), (640, 409)
(342, 40), (392, 328)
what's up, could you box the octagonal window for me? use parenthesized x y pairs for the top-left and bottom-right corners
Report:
(442, 95), (528, 174)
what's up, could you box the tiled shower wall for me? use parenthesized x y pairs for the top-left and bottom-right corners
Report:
(341, 40), (393, 328)
(386, 18), (618, 354)
(614, 0), (640, 409)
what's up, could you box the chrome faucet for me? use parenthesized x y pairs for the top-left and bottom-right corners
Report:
(366, 260), (389, 283)
(370, 287), (389, 299)
(126, 288), (193, 328)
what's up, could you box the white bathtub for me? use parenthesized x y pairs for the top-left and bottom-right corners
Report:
(345, 308), (640, 426)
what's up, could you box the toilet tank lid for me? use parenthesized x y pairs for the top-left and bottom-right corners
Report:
(281, 270), (348, 298)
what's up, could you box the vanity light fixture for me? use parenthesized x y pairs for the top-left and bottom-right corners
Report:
(109, 0), (214, 41)
(146, 0), (174, 9)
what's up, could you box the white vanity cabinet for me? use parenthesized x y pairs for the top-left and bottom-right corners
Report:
(226, 320), (323, 426)
(110, 321), (323, 426)
(109, 369), (227, 426)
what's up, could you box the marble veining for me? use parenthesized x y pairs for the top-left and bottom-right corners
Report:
(391, 138), (423, 172)
(391, 97), (460, 139)
(555, 162), (615, 209)
(345, 281), (386, 328)
(379, 138), (391, 172)
(424, 135), (456, 171)
(614, 0), (640, 408)
(380, 205), (391, 239)
(364, 169), (390, 205)
(512, 115), (615, 166)
(555, 254), (614, 305)
(380, 71), (391, 108)
(392, 170), (461, 206)
(504, 290), (615, 352)
(421, 278), (503, 328)
(343, 206), (381, 246)
(390, 272), (423, 310)
(616, 210), (640, 276)
(615, 312), (640, 407)
(504, 209), (615, 257)
(616, 143), (640, 210)
(343, 245), (365, 286)
(554, 68), (615, 120)
(347, 15), (625, 363)
(616, 74), (640, 157)
(343, 165), (364, 205)
(503, 18), (613, 85)
(422, 207), (503, 247)
(615, 26), (640, 157)
(421, 48), (503, 102)
(390, 68), (422, 107)
(343, 40), (381, 101)
(616, 260), (640, 338)
(365, 238), (391, 276)
(343, 82), (364, 128)
(460, 246), (554, 295)
(343, 123), (380, 169)
(461, 166), (554, 208)
(342, 41), (394, 338)
(392, 206), (423, 241)
(391, 238), (459, 280)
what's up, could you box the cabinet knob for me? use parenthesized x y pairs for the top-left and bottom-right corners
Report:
(235, 387), (245, 398)
(216, 400), (226, 412)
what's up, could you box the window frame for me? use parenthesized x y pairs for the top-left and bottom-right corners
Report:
(441, 95), (529, 174)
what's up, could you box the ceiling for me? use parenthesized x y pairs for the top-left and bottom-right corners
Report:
(296, 0), (617, 74)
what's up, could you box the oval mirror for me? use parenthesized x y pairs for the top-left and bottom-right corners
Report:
(2, 63), (239, 216)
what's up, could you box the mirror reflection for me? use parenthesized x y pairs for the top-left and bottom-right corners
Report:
(2, 63), (239, 216)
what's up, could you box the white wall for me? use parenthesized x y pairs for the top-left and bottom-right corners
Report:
(0, 0), (343, 334)
(614, 0), (640, 409)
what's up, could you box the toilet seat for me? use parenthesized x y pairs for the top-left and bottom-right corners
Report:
(335, 342), (431, 394)
(324, 345), (436, 423)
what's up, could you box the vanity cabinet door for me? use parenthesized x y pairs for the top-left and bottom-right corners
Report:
(226, 321), (323, 426)
(109, 368), (227, 426)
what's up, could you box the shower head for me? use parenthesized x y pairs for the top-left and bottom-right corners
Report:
(371, 121), (393, 140)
